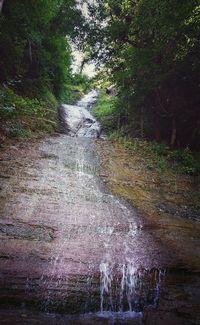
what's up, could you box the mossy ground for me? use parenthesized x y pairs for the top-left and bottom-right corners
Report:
(96, 138), (200, 270)
(0, 87), (58, 142)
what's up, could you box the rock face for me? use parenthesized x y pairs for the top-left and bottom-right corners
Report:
(58, 90), (101, 138)
(0, 135), (176, 320)
(77, 89), (99, 109)
(58, 104), (101, 138)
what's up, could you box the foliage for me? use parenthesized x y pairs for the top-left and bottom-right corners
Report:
(109, 132), (200, 176)
(0, 86), (57, 137)
(0, 0), (86, 99)
(71, 73), (91, 92)
(87, 0), (200, 149)
(61, 73), (92, 104)
(9, 124), (32, 138)
(0, 1), (89, 137)
(93, 91), (117, 131)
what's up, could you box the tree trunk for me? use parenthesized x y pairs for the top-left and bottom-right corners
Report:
(0, 0), (4, 13)
(80, 58), (89, 74)
(170, 117), (177, 146)
(155, 114), (161, 142)
(80, 59), (85, 74)
(140, 106), (144, 138)
(187, 119), (200, 148)
(29, 40), (33, 64)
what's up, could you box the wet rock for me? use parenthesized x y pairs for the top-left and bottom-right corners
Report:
(77, 89), (99, 110)
(0, 174), (10, 179)
(58, 104), (101, 138)
(77, 120), (101, 138)
(58, 90), (101, 138)
(0, 222), (55, 242)
(157, 203), (200, 222)
(1, 118), (199, 323)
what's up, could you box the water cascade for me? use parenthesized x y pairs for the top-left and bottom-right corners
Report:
(100, 263), (165, 314)
(58, 89), (101, 137)
(0, 90), (176, 324)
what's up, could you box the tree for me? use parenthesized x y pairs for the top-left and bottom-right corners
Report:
(0, 0), (86, 99)
(0, 0), (4, 13)
(87, 0), (200, 148)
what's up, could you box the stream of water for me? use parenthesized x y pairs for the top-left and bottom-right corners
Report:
(0, 91), (200, 324)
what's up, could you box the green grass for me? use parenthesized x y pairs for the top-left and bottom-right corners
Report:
(0, 87), (58, 138)
(93, 92), (117, 131)
(9, 123), (32, 138)
(95, 92), (200, 177)
(108, 133), (200, 177)
(94, 94), (115, 118)
(61, 84), (85, 105)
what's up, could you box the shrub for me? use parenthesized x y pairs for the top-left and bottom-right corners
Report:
(9, 124), (32, 138)
(0, 86), (57, 137)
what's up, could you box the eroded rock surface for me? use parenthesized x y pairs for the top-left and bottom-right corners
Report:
(58, 90), (101, 138)
(0, 92), (200, 324)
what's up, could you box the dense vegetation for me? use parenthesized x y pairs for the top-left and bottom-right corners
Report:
(87, 0), (200, 150)
(0, 1), (199, 206)
(0, 0), (89, 138)
(1, 0), (200, 151)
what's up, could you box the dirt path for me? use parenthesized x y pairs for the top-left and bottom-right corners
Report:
(0, 135), (200, 324)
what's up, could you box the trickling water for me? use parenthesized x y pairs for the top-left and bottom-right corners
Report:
(77, 89), (99, 110)
(1, 90), (198, 324)
(58, 89), (101, 137)
(100, 263), (165, 314)
(100, 262), (113, 312)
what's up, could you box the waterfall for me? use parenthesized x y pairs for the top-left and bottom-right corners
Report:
(100, 262), (165, 313)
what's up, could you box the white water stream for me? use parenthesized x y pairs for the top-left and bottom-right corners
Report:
(57, 90), (167, 318)
(0, 90), (173, 324)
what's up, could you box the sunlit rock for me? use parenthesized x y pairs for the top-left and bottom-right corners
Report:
(77, 89), (99, 109)
(58, 90), (101, 138)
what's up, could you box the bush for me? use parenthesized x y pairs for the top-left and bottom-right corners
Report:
(168, 148), (200, 175)
(9, 124), (32, 138)
(93, 91), (118, 132)
(0, 86), (57, 137)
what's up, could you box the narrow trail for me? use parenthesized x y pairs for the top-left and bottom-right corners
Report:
(0, 91), (200, 324)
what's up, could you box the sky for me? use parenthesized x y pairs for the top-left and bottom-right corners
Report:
(71, 48), (96, 78)
(71, 0), (97, 78)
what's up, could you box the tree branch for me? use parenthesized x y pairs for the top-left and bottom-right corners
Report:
(0, 0), (4, 13)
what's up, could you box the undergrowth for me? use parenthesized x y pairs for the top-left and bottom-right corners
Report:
(0, 86), (58, 139)
(94, 90), (200, 178)
(0, 73), (92, 141)
(93, 92), (118, 131)
(108, 131), (200, 177)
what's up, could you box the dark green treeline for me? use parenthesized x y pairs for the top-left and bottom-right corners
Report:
(0, 0), (86, 99)
(88, 0), (200, 149)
